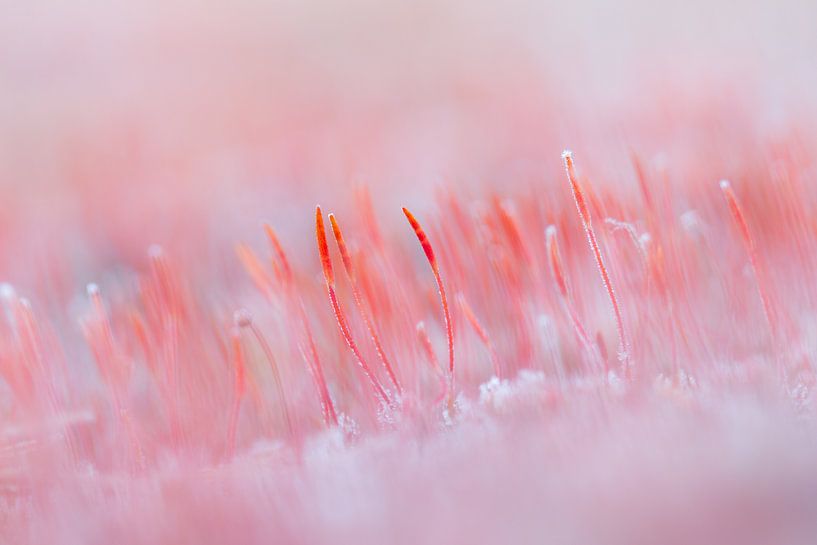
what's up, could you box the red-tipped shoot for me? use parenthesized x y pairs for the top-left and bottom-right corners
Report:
(316, 206), (390, 405)
(402, 207), (455, 405)
(719, 179), (778, 341)
(563, 151), (632, 376)
(329, 213), (403, 394)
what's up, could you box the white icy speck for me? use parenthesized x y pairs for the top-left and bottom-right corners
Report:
(0, 283), (16, 301)
(479, 371), (547, 412)
(680, 210), (700, 232)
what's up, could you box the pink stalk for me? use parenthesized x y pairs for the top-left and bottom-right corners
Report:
(328, 213), (403, 395)
(416, 321), (448, 403)
(264, 224), (294, 283)
(245, 224), (338, 427)
(148, 247), (183, 448)
(234, 309), (294, 438)
(402, 207), (455, 406)
(562, 151), (632, 377)
(14, 298), (80, 467)
(604, 218), (649, 274)
(492, 197), (533, 266)
(719, 180), (777, 340)
(225, 325), (246, 459)
(630, 155), (688, 375)
(315, 206), (390, 405)
(84, 284), (145, 470)
(546, 225), (606, 374)
(456, 293), (502, 379)
(296, 300), (339, 427)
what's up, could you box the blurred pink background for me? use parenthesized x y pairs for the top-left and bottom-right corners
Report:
(0, 0), (815, 291)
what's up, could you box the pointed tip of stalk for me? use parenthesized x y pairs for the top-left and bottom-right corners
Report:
(719, 179), (731, 190)
(263, 223), (293, 285)
(401, 207), (414, 226)
(328, 213), (355, 277)
(561, 149), (573, 161)
(403, 206), (454, 383)
(402, 206), (437, 266)
(315, 206), (334, 287)
(327, 213), (341, 241)
(402, 207), (423, 233)
(86, 283), (100, 297)
(236, 243), (275, 298)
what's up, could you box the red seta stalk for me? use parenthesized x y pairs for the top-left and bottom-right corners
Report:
(402, 207), (455, 406)
(238, 224), (338, 427)
(315, 206), (390, 405)
(719, 180), (778, 341)
(546, 225), (605, 374)
(457, 293), (502, 379)
(328, 213), (403, 395)
(562, 151), (632, 377)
